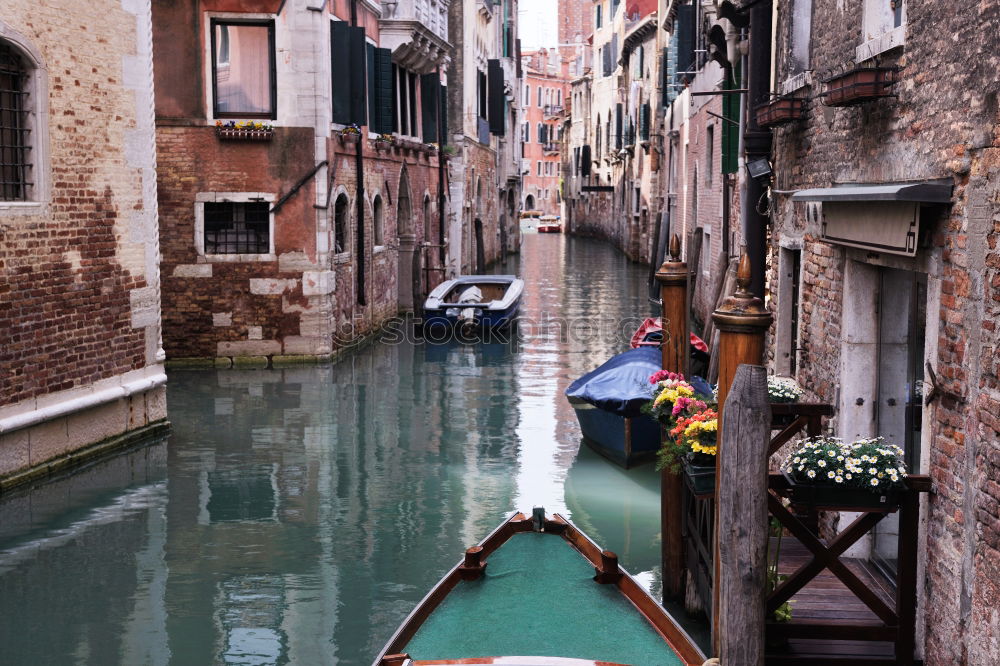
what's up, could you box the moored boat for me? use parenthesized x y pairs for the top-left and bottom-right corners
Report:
(565, 347), (662, 468)
(537, 215), (562, 233)
(373, 509), (705, 666)
(422, 275), (524, 329)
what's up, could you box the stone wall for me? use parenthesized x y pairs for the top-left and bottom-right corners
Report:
(768, 1), (1000, 662)
(0, 0), (166, 484)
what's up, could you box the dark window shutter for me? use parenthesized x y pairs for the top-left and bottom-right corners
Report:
(488, 59), (505, 135)
(640, 103), (650, 141)
(516, 39), (522, 78)
(391, 64), (399, 132)
(348, 26), (367, 125)
(540, 124), (548, 144)
(675, 4), (695, 86)
(421, 73), (439, 142)
(602, 45), (612, 77)
(331, 21), (351, 124)
(615, 103), (622, 149)
(581, 144), (591, 176)
(375, 48), (393, 134)
(408, 72), (418, 136)
(367, 44), (377, 130)
(440, 84), (448, 145)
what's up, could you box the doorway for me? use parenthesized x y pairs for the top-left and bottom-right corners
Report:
(473, 218), (485, 274)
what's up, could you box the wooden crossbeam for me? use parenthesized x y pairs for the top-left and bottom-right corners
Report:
(768, 415), (810, 456)
(766, 493), (898, 626)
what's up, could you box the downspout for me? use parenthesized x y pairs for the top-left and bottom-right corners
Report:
(437, 65), (446, 271)
(742, 0), (772, 299)
(352, 0), (367, 306)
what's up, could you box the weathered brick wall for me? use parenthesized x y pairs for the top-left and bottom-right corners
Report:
(769, 1), (1000, 662)
(0, 0), (161, 406)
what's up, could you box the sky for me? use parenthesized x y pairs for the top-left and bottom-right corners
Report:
(518, 0), (559, 50)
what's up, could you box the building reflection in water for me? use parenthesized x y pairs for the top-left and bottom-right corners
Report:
(0, 236), (662, 665)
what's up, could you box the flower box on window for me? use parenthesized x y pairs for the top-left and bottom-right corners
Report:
(338, 125), (362, 146)
(215, 121), (274, 141)
(821, 66), (898, 107)
(755, 97), (806, 128)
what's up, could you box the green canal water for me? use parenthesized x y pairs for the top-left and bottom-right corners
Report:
(0, 235), (677, 665)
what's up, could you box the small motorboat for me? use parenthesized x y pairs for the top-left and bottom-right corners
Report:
(537, 215), (562, 233)
(373, 509), (705, 666)
(422, 275), (524, 329)
(564, 347), (662, 468)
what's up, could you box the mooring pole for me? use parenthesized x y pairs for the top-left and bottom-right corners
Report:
(656, 233), (687, 602)
(710, 251), (772, 654)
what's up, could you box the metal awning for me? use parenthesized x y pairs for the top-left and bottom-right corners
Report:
(791, 181), (953, 203)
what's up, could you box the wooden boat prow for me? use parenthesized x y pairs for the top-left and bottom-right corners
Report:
(374, 511), (705, 666)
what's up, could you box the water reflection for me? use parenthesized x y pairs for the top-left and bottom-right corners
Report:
(0, 235), (663, 665)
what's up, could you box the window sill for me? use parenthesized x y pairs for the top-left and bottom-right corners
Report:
(779, 71), (813, 97)
(199, 253), (277, 263)
(856, 25), (905, 63)
(333, 252), (351, 265)
(0, 201), (45, 216)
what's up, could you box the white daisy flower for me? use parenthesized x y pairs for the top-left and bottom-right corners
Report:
(807, 470), (816, 478)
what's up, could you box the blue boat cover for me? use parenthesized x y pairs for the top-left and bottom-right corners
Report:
(565, 347), (661, 417)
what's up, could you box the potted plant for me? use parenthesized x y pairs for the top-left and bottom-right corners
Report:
(768, 376), (804, 403)
(215, 120), (274, 141)
(670, 407), (719, 497)
(338, 123), (362, 146)
(781, 436), (907, 509)
(374, 132), (395, 152)
(644, 371), (717, 495)
(754, 96), (805, 129)
(821, 66), (898, 107)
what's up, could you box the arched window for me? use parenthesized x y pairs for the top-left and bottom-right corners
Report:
(334, 194), (349, 254)
(373, 195), (384, 246)
(0, 38), (46, 203)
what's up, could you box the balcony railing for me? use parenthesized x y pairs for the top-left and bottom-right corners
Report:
(543, 104), (564, 118)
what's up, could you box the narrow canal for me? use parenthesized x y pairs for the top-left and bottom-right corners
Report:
(0, 235), (670, 666)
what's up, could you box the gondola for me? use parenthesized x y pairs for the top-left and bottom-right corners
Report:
(422, 275), (524, 329)
(373, 509), (705, 666)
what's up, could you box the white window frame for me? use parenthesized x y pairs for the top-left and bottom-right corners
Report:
(857, 0), (906, 62)
(204, 13), (278, 124)
(195, 192), (276, 262)
(0, 24), (50, 213)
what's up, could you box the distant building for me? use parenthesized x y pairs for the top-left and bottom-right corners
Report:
(446, 0), (523, 275)
(0, 0), (166, 485)
(520, 49), (569, 216)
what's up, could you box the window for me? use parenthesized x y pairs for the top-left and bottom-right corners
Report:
(596, 4), (602, 28)
(556, 89), (562, 107)
(595, 115), (602, 157)
(522, 122), (529, 143)
(859, 0), (905, 60)
(705, 125), (714, 186)
(478, 69), (488, 120)
(537, 123), (544, 143)
(202, 200), (272, 255)
(395, 67), (420, 137)
(334, 193), (349, 254)
(373, 195), (384, 246)
(537, 86), (542, 107)
(525, 83), (530, 103)
(776, 247), (802, 376)
(537, 161), (542, 176)
(211, 20), (276, 119)
(0, 42), (31, 201)
(700, 230), (711, 277)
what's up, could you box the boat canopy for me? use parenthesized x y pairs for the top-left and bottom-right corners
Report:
(565, 347), (661, 417)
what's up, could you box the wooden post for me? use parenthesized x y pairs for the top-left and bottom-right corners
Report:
(710, 251), (772, 654)
(716, 364), (771, 666)
(655, 234), (687, 601)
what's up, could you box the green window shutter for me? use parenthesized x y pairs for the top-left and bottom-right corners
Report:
(615, 103), (622, 149)
(488, 59), (505, 136)
(331, 21), (351, 124)
(440, 84), (448, 145)
(421, 73), (439, 142)
(375, 48), (393, 134)
(348, 26), (367, 125)
(367, 44), (376, 130)
(675, 4), (695, 87)
(640, 103), (650, 141)
(722, 63), (740, 174)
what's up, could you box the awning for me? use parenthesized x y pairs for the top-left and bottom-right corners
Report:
(791, 181), (953, 203)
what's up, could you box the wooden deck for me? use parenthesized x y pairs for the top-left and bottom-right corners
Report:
(765, 540), (905, 665)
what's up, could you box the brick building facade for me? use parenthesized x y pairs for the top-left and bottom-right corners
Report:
(0, 1), (167, 485)
(153, 0), (453, 364)
(767, 1), (1000, 662)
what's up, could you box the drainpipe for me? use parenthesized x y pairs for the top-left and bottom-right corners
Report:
(352, 0), (367, 306)
(742, 0), (772, 299)
(437, 65), (446, 271)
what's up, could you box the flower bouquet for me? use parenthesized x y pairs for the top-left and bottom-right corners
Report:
(781, 436), (907, 508)
(644, 371), (716, 474)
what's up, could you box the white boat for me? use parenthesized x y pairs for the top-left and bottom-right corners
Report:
(422, 275), (524, 329)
